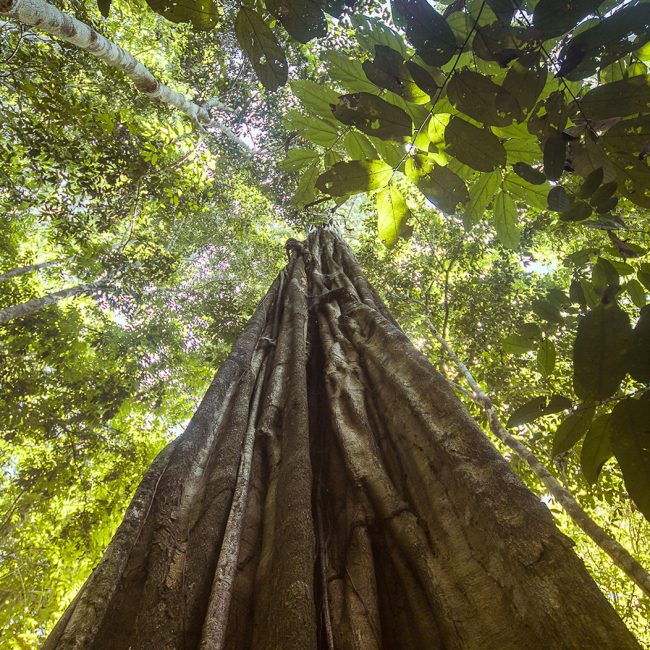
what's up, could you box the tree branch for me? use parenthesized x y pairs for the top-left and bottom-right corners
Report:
(427, 320), (650, 599)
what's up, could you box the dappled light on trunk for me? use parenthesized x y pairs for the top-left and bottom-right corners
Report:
(45, 228), (640, 649)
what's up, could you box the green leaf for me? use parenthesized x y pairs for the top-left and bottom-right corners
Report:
(447, 70), (522, 127)
(323, 51), (378, 93)
(235, 8), (288, 91)
(280, 148), (320, 172)
(503, 173), (549, 210)
(557, 3), (650, 80)
(577, 167), (604, 199)
(502, 52), (547, 116)
(377, 186), (413, 247)
(533, 0), (604, 39)
(446, 117), (506, 172)
(343, 131), (377, 159)
(331, 93), (412, 142)
(283, 110), (339, 147)
(362, 46), (429, 104)
(350, 14), (408, 56)
(552, 405), (595, 456)
(543, 130), (566, 181)
(537, 338), (556, 376)
(573, 302), (633, 401)
(291, 80), (340, 117)
(145, 0), (218, 29)
(513, 162), (545, 185)
(610, 396), (650, 521)
(292, 160), (321, 206)
(97, 0), (111, 18)
(265, 0), (327, 43)
(316, 160), (392, 196)
(390, 0), (457, 66)
(503, 333), (536, 355)
(574, 76), (650, 121)
(463, 171), (499, 230)
(493, 190), (520, 248)
(533, 299), (563, 324)
(580, 414), (613, 484)
(629, 304), (650, 382)
(507, 394), (572, 427)
(405, 155), (469, 214)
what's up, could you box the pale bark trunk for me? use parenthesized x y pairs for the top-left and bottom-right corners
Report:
(428, 322), (650, 598)
(0, 258), (63, 283)
(0, 281), (103, 325)
(0, 0), (248, 149)
(44, 228), (642, 649)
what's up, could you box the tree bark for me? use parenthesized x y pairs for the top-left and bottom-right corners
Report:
(0, 281), (103, 325)
(44, 228), (642, 649)
(0, 258), (63, 283)
(0, 0), (248, 149)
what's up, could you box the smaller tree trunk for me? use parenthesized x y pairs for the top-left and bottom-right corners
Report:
(0, 258), (64, 283)
(0, 0), (248, 149)
(0, 281), (104, 325)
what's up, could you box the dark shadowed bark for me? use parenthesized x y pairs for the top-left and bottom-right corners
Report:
(45, 228), (641, 649)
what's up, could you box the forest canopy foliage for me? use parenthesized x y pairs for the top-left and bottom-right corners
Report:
(0, 0), (649, 645)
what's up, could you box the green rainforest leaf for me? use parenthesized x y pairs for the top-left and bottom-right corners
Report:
(145, 0), (219, 29)
(629, 304), (650, 383)
(445, 117), (506, 172)
(331, 93), (413, 141)
(610, 396), (650, 521)
(536, 338), (556, 376)
(291, 80), (340, 116)
(533, 0), (604, 39)
(362, 46), (429, 104)
(376, 186), (413, 247)
(573, 301), (633, 401)
(405, 155), (469, 214)
(463, 171), (499, 230)
(575, 76), (650, 120)
(580, 414), (613, 484)
(493, 191), (520, 248)
(265, 0), (327, 43)
(235, 8), (288, 91)
(553, 405), (595, 456)
(507, 394), (572, 427)
(316, 160), (393, 196)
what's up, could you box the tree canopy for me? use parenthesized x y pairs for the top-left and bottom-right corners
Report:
(0, 0), (649, 645)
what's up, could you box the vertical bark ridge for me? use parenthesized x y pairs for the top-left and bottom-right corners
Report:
(45, 228), (642, 650)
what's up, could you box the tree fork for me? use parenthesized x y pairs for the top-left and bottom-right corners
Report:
(44, 228), (643, 649)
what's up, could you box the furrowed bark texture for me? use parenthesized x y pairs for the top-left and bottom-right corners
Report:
(45, 228), (641, 649)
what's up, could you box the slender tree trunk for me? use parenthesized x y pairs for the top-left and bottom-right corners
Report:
(0, 281), (103, 325)
(0, 0), (248, 149)
(44, 228), (642, 649)
(0, 258), (64, 283)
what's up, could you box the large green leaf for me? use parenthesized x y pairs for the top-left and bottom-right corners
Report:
(405, 155), (469, 214)
(145, 0), (219, 29)
(543, 130), (566, 181)
(473, 23), (534, 65)
(376, 186), (413, 247)
(447, 70), (522, 127)
(390, 0), (457, 66)
(557, 3), (650, 80)
(493, 190), (520, 248)
(552, 405), (595, 456)
(291, 80), (340, 117)
(265, 0), (327, 43)
(536, 338), (556, 376)
(235, 8), (288, 92)
(573, 301), (633, 401)
(445, 117), (506, 172)
(629, 304), (650, 383)
(292, 160), (321, 206)
(343, 131), (377, 159)
(463, 171), (499, 230)
(316, 160), (393, 196)
(580, 414), (612, 484)
(351, 14), (408, 56)
(507, 394), (572, 427)
(574, 76), (650, 120)
(331, 93), (412, 142)
(610, 395), (650, 521)
(533, 0), (604, 39)
(502, 52), (547, 116)
(323, 51), (378, 93)
(280, 148), (319, 172)
(283, 110), (339, 146)
(362, 46), (429, 104)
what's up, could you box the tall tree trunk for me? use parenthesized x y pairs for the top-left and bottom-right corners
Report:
(0, 0), (248, 149)
(0, 281), (103, 325)
(44, 228), (641, 649)
(0, 258), (63, 283)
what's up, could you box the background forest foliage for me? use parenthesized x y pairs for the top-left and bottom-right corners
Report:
(0, 0), (649, 646)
